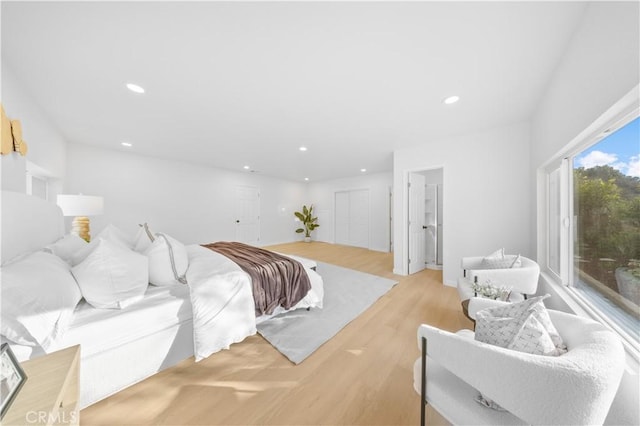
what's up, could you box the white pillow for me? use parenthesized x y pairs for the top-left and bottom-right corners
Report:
(474, 295), (566, 356)
(44, 234), (88, 264)
(480, 248), (522, 269)
(70, 226), (132, 266)
(132, 223), (154, 253)
(72, 239), (149, 309)
(0, 251), (82, 350)
(98, 224), (134, 248)
(485, 248), (504, 258)
(145, 233), (188, 286)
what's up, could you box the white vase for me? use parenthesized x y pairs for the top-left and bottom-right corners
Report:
(304, 237), (311, 243)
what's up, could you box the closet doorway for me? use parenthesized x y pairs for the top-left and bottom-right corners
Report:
(334, 189), (369, 249)
(407, 167), (444, 274)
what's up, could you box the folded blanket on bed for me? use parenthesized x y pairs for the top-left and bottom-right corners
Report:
(202, 242), (311, 316)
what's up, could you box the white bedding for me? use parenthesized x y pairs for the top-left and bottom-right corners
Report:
(1, 191), (324, 408)
(9, 285), (191, 358)
(57, 285), (192, 356)
(186, 245), (324, 360)
(11, 246), (324, 364)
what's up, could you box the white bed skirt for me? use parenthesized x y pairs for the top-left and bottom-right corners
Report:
(80, 317), (194, 408)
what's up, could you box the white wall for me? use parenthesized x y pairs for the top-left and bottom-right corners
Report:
(306, 172), (392, 252)
(531, 2), (640, 170)
(530, 3), (639, 425)
(531, 1), (640, 261)
(0, 154), (26, 193)
(1, 64), (67, 197)
(394, 122), (531, 284)
(64, 143), (307, 246)
(531, 0), (639, 312)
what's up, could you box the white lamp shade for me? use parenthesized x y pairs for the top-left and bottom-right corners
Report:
(56, 194), (104, 217)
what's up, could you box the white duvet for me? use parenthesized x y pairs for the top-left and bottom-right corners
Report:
(186, 245), (323, 361)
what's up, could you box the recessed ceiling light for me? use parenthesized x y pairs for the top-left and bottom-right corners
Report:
(360, 168), (367, 173)
(243, 165), (250, 170)
(299, 146), (308, 152)
(121, 142), (132, 147)
(304, 177), (309, 181)
(126, 83), (145, 94)
(443, 95), (460, 105)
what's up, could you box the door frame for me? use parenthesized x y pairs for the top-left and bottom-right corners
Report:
(402, 165), (445, 275)
(408, 172), (426, 274)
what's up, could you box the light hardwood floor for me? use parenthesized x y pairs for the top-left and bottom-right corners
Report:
(81, 242), (471, 425)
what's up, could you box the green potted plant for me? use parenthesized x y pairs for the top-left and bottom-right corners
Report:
(294, 204), (319, 242)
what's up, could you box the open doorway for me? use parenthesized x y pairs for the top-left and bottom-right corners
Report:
(407, 167), (444, 274)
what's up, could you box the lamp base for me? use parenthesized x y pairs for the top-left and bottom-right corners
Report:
(71, 216), (91, 242)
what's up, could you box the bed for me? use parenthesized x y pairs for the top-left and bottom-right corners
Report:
(0, 190), (323, 408)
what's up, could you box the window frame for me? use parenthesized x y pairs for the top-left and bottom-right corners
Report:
(539, 89), (639, 355)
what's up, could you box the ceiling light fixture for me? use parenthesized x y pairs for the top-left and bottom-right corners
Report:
(126, 83), (145, 94)
(121, 142), (132, 147)
(243, 165), (250, 170)
(304, 177), (309, 181)
(299, 146), (308, 152)
(360, 168), (367, 173)
(443, 95), (460, 105)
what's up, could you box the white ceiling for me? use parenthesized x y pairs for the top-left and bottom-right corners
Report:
(1, 1), (587, 182)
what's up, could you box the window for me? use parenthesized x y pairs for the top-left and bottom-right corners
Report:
(543, 107), (639, 350)
(572, 117), (640, 336)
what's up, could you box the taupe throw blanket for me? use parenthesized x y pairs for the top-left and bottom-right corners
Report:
(202, 241), (312, 316)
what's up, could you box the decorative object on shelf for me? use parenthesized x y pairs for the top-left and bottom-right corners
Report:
(471, 279), (511, 301)
(10, 120), (28, 156)
(0, 104), (28, 156)
(56, 194), (104, 242)
(1, 105), (13, 155)
(294, 204), (320, 242)
(0, 343), (28, 419)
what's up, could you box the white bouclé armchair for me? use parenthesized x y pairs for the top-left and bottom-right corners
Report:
(414, 300), (626, 426)
(457, 255), (540, 302)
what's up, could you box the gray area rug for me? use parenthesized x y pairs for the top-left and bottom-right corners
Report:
(257, 262), (398, 364)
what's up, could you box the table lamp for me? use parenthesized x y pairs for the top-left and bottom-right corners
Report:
(56, 194), (104, 242)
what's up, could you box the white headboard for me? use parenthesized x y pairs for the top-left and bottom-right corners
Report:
(1, 190), (65, 264)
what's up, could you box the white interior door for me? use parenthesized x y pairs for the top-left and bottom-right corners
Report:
(408, 173), (426, 274)
(234, 185), (260, 245)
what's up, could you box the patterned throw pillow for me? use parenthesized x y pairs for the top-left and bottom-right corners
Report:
(475, 294), (566, 356)
(480, 251), (522, 269)
(473, 295), (566, 411)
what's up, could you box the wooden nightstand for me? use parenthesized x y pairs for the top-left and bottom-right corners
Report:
(2, 345), (80, 426)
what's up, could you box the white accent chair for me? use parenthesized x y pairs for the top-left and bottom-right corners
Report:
(413, 298), (626, 426)
(457, 256), (540, 302)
